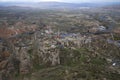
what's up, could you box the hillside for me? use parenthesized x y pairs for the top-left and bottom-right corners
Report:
(0, 2), (120, 9)
(0, 2), (120, 80)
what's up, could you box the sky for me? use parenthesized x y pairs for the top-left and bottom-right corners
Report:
(0, 0), (120, 3)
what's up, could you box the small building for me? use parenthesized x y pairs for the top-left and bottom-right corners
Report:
(98, 26), (106, 31)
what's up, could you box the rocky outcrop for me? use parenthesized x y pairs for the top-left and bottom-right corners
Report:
(0, 27), (93, 80)
(19, 48), (31, 74)
(0, 39), (20, 80)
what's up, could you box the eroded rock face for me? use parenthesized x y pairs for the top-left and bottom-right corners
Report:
(0, 40), (20, 80)
(0, 27), (93, 80)
(30, 39), (60, 67)
(38, 48), (60, 66)
(19, 48), (31, 74)
(0, 32), (36, 80)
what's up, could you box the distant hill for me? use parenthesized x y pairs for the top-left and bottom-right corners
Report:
(0, 2), (120, 9)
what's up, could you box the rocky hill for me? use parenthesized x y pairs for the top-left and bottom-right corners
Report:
(0, 25), (120, 80)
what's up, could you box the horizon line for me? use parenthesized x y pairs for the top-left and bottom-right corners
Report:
(0, 1), (120, 3)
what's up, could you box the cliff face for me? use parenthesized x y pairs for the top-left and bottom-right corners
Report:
(0, 26), (120, 80)
(0, 39), (19, 80)
(0, 27), (62, 80)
